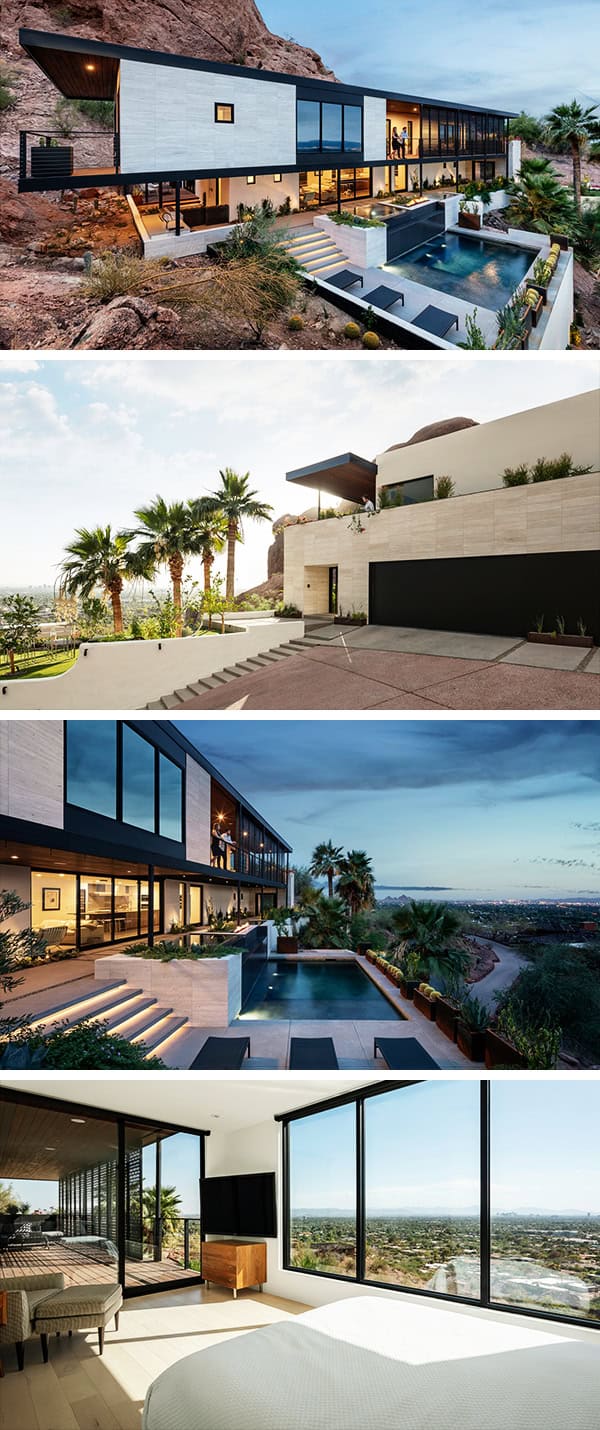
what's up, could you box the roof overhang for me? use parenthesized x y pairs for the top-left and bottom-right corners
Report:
(20, 29), (119, 99)
(287, 452), (378, 504)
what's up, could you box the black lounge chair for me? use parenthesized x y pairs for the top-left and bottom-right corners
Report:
(326, 268), (364, 291)
(191, 1036), (250, 1070)
(362, 284), (405, 310)
(289, 1037), (339, 1069)
(374, 1036), (440, 1070)
(413, 304), (459, 339)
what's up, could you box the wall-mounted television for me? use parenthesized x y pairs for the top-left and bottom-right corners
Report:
(200, 1172), (277, 1238)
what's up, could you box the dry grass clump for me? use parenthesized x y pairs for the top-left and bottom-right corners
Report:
(84, 251), (167, 301)
(165, 254), (300, 340)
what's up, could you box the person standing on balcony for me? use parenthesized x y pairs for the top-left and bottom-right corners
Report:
(391, 126), (401, 161)
(361, 495), (375, 515)
(400, 126), (409, 158)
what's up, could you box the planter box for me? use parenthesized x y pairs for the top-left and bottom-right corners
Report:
(98, 950), (242, 1025)
(435, 998), (459, 1042)
(314, 213), (387, 268)
(527, 632), (594, 648)
(550, 231), (570, 251)
(277, 935), (299, 954)
(484, 1027), (528, 1069)
(413, 988), (437, 1021)
(334, 615), (367, 626)
(458, 212), (481, 230)
(399, 978), (419, 1000)
(529, 281), (548, 306)
(527, 294), (544, 327)
(456, 1021), (487, 1062)
(31, 145), (74, 177)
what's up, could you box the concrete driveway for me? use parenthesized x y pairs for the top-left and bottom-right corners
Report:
(467, 938), (528, 1013)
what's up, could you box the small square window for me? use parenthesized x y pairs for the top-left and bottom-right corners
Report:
(215, 103), (234, 123)
(273, 173), (282, 182)
(247, 175), (256, 185)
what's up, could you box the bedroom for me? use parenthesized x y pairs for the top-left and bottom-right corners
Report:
(0, 1076), (598, 1429)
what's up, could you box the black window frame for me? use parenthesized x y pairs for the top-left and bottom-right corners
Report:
(65, 721), (185, 847)
(296, 99), (363, 157)
(214, 102), (234, 124)
(280, 1080), (600, 1333)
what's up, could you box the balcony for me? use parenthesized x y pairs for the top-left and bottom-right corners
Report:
(19, 129), (118, 189)
(0, 1218), (201, 1288)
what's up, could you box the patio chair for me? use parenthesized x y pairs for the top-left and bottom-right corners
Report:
(326, 268), (364, 291)
(412, 304), (459, 339)
(190, 1036), (251, 1070)
(0, 1273), (64, 1370)
(362, 284), (405, 310)
(374, 1036), (440, 1069)
(289, 1037), (339, 1069)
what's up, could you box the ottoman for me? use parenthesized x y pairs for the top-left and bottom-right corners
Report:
(34, 1282), (123, 1360)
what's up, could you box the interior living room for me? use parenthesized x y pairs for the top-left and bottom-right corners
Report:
(0, 1078), (598, 1429)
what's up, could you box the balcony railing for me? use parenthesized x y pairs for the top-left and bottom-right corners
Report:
(19, 129), (118, 185)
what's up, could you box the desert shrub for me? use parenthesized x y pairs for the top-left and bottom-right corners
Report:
(0, 62), (17, 112)
(531, 452), (575, 482)
(275, 601), (302, 618)
(186, 254), (299, 340)
(502, 464), (530, 486)
(344, 321), (361, 339)
(288, 314), (304, 330)
(362, 331), (380, 349)
(84, 252), (162, 301)
(435, 475), (455, 499)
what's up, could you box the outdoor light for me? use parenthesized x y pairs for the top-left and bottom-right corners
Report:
(85, 62), (96, 71)
(71, 1117), (86, 1124)
(10, 854), (18, 860)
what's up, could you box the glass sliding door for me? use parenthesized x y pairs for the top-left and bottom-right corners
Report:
(125, 1126), (203, 1289)
(114, 878), (139, 938)
(31, 871), (77, 951)
(79, 874), (113, 945)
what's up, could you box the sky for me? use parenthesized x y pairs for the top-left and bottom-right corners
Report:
(0, 356), (598, 597)
(10, 1083), (600, 1216)
(290, 1081), (600, 1213)
(262, 0), (600, 114)
(177, 718), (600, 901)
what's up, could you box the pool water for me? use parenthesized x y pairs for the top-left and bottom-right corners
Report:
(385, 233), (533, 309)
(240, 960), (404, 1020)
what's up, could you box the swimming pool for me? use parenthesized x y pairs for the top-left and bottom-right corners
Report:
(385, 232), (534, 309)
(240, 960), (404, 1020)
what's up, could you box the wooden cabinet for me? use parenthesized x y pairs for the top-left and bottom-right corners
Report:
(202, 1241), (267, 1298)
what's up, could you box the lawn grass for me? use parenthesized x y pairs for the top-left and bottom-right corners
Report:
(0, 650), (77, 681)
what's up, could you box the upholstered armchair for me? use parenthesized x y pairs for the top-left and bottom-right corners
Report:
(0, 1273), (65, 1370)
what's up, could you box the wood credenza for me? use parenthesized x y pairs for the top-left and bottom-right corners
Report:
(202, 1240), (267, 1298)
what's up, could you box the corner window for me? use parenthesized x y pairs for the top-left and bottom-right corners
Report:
(343, 105), (362, 153)
(215, 103), (234, 123)
(288, 1102), (356, 1277)
(122, 725), (155, 833)
(66, 721), (117, 819)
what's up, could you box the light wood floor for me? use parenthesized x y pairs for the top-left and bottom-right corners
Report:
(0, 1284), (310, 1430)
(1, 1246), (199, 1289)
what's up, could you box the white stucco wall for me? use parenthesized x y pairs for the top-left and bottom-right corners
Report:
(119, 60), (297, 172)
(0, 864), (31, 932)
(362, 95), (386, 161)
(99, 950), (242, 1024)
(315, 213), (387, 266)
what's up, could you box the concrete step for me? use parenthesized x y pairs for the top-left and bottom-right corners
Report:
(28, 979), (130, 1029)
(142, 1014), (190, 1059)
(210, 669), (240, 684)
(243, 655), (271, 667)
(304, 258), (346, 276)
(32, 986), (145, 1033)
(302, 251), (345, 270)
(223, 661), (263, 676)
(287, 239), (337, 256)
(268, 647), (295, 658)
(157, 692), (181, 709)
(97, 996), (159, 1034)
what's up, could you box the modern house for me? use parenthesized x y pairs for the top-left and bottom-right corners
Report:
(1, 1077), (598, 1427)
(0, 718), (292, 952)
(283, 390), (600, 638)
(18, 29), (516, 228)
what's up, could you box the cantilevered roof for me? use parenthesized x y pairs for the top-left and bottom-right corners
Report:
(287, 453), (377, 504)
(20, 30), (119, 100)
(19, 30), (516, 116)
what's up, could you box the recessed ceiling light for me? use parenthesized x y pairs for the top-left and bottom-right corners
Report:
(85, 62), (95, 71)
(45, 1146), (56, 1151)
(70, 1117), (86, 1124)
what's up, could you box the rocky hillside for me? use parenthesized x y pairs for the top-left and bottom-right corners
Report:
(1, 0), (335, 175)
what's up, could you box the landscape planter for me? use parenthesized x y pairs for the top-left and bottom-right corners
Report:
(484, 1028), (528, 1069)
(277, 936), (299, 954)
(458, 212), (481, 231)
(456, 1021), (487, 1062)
(334, 615), (367, 626)
(412, 988), (437, 1021)
(529, 281), (548, 306)
(435, 998), (459, 1042)
(399, 978), (419, 1000)
(550, 231), (570, 250)
(31, 145), (74, 177)
(527, 293), (544, 327)
(527, 632), (594, 648)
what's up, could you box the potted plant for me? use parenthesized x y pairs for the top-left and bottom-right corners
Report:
(529, 257), (552, 304)
(272, 906), (299, 955)
(484, 1023), (528, 1069)
(398, 949), (422, 1000)
(527, 614), (594, 648)
(434, 992), (461, 1042)
(456, 995), (489, 1061)
(458, 198), (481, 231)
(412, 982), (440, 1020)
(524, 286), (544, 327)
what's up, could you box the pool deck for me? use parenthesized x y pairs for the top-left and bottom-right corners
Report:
(355, 260), (499, 345)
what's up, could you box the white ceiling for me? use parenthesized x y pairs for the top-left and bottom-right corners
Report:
(0, 1075), (373, 1135)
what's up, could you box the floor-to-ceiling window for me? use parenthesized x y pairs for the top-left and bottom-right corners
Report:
(283, 1081), (600, 1328)
(31, 871), (78, 949)
(125, 1124), (203, 1289)
(299, 168), (373, 211)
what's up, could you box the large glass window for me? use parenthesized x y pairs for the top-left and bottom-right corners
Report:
(159, 753), (183, 842)
(288, 1103), (356, 1276)
(297, 100), (320, 151)
(491, 1083), (600, 1322)
(343, 105), (362, 153)
(322, 103), (342, 151)
(31, 872), (77, 950)
(79, 874), (113, 945)
(114, 878), (139, 938)
(365, 1083), (480, 1297)
(122, 725), (155, 832)
(66, 721), (117, 819)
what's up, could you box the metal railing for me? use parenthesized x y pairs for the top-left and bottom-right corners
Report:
(19, 129), (118, 183)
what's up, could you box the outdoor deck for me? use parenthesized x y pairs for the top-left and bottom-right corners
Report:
(0, 1244), (199, 1288)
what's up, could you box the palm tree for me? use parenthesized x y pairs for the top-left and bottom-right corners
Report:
(128, 497), (200, 637)
(309, 840), (343, 898)
(544, 100), (599, 213)
(142, 1185), (183, 1254)
(300, 895), (349, 949)
(60, 525), (139, 634)
(204, 469), (273, 604)
(392, 900), (467, 991)
(336, 850), (375, 916)
(187, 501), (228, 593)
(508, 157), (574, 233)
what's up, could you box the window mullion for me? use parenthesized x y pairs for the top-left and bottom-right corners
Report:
(356, 1096), (365, 1283)
(480, 1079), (491, 1308)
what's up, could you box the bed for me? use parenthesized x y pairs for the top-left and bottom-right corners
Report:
(142, 1293), (600, 1430)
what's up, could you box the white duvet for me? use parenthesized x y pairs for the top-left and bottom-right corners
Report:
(142, 1293), (600, 1430)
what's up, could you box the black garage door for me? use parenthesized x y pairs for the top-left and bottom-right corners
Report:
(369, 550), (600, 641)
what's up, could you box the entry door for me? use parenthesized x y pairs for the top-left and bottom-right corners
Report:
(328, 566), (339, 615)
